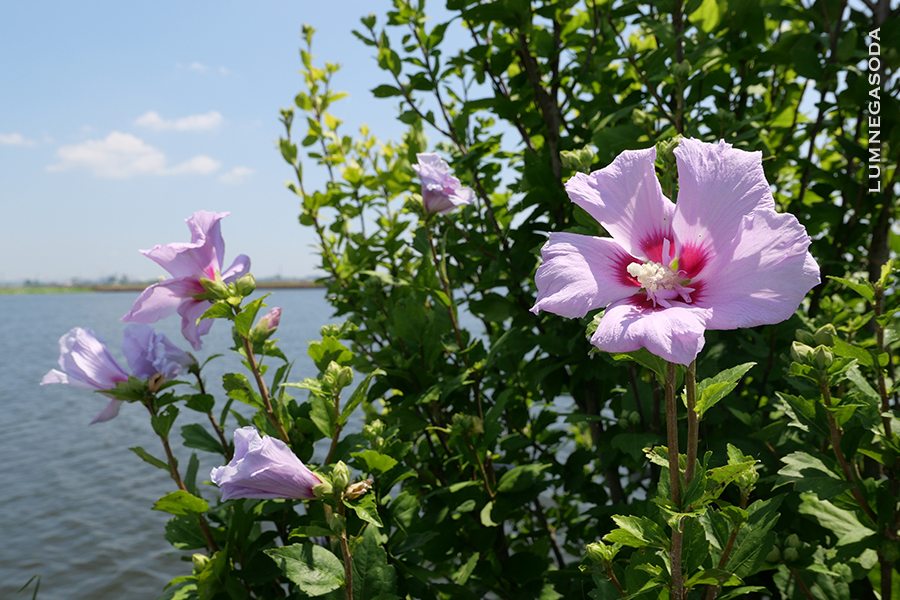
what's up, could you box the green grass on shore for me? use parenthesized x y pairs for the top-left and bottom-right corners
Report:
(0, 286), (94, 296)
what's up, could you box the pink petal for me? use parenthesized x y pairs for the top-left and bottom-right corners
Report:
(672, 139), (776, 261)
(590, 297), (712, 365)
(565, 147), (674, 259)
(121, 278), (203, 324)
(532, 233), (640, 318)
(177, 298), (215, 351)
(140, 211), (229, 279)
(90, 399), (123, 424)
(695, 209), (820, 330)
(221, 254), (251, 282)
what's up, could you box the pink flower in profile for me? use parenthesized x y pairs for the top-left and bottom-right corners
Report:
(121, 211), (250, 350)
(412, 153), (476, 214)
(41, 327), (129, 424)
(531, 139), (820, 365)
(210, 427), (321, 501)
(121, 323), (195, 381)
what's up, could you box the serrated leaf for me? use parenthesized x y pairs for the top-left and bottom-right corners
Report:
(832, 338), (874, 368)
(165, 515), (208, 550)
(199, 301), (233, 322)
(344, 493), (383, 527)
(185, 394), (215, 413)
(310, 393), (336, 438)
(454, 552), (479, 585)
(775, 451), (854, 499)
(797, 493), (876, 545)
(181, 423), (226, 455)
(151, 405), (179, 438)
(340, 369), (384, 424)
(352, 449), (398, 473)
(265, 544), (345, 596)
(153, 490), (209, 516)
(828, 276), (875, 302)
(234, 295), (271, 337)
(352, 525), (397, 600)
(604, 515), (668, 550)
(496, 463), (551, 494)
(693, 363), (756, 418)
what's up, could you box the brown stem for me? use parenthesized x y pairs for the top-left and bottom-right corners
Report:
(606, 564), (626, 597)
(684, 361), (698, 485)
(336, 504), (354, 600)
(820, 382), (877, 523)
(704, 494), (749, 600)
(241, 335), (290, 443)
(788, 566), (817, 600)
(665, 362), (683, 600)
(531, 501), (565, 569)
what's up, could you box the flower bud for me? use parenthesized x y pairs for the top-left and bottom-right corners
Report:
(673, 60), (692, 79)
(782, 547), (799, 562)
(814, 346), (834, 370)
(765, 547), (781, 563)
(249, 307), (282, 344)
(795, 330), (816, 345)
(336, 366), (354, 390)
(332, 461), (351, 492)
(364, 419), (386, 442)
(814, 324), (837, 347)
(785, 534), (801, 548)
(199, 276), (230, 300)
(192, 553), (210, 572)
(312, 480), (334, 500)
(235, 274), (257, 297)
(586, 541), (620, 565)
(790, 341), (814, 364)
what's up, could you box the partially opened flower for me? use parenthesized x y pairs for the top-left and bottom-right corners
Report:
(412, 153), (476, 215)
(41, 327), (129, 424)
(531, 139), (820, 365)
(210, 427), (321, 501)
(121, 211), (250, 350)
(121, 323), (194, 381)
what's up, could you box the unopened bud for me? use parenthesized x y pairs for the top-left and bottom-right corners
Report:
(785, 534), (801, 549)
(765, 547), (781, 563)
(312, 480), (333, 500)
(796, 330), (816, 345)
(364, 420), (386, 442)
(673, 60), (692, 79)
(249, 307), (282, 343)
(192, 553), (210, 571)
(814, 324), (837, 347)
(586, 541), (620, 565)
(783, 547), (799, 562)
(235, 274), (256, 297)
(791, 341), (814, 364)
(814, 346), (834, 370)
(336, 366), (353, 390)
(332, 461), (351, 492)
(199, 275), (230, 300)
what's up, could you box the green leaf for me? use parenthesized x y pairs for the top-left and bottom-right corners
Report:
(797, 493), (876, 545)
(199, 301), (233, 322)
(693, 362), (756, 418)
(340, 369), (385, 424)
(480, 501), (499, 527)
(151, 405), (179, 439)
(717, 587), (769, 600)
(129, 446), (170, 471)
(352, 449), (398, 473)
(828, 276), (875, 302)
(181, 423), (226, 455)
(185, 394), (215, 413)
(184, 452), (200, 496)
(265, 544), (345, 597)
(611, 432), (659, 460)
(610, 348), (667, 382)
(688, 0), (721, 32)
(724, 495), (784, 579)
(604, 515), (668, 550)
(352, 525), (397, 600)
(290, 524), (338, 539)
(153, 490), (209, 516)
(685, 568), (739, 587)
(832, 338), (874, 368)
(454, 552), (479, 585)
(165, 515), (208, 550)
(371, 84), (402, 98)
(310, 393), (336, 438)
(775, 451), (854, 499)
(496, 463), (551, 494)
(222, 372), (262, 408)
(777, 392), (831, 438)
(344, 493), (383, 527)
(234, 295), (271, 337)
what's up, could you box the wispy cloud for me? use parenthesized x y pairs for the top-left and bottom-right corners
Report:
(188, 61), (207, 73)
(219, 166), (255, 185)
(0, 132), (37, 147)
(135, 110), (223, 132)
(176, 62), (231, 75)
(47, 132), (221, 178)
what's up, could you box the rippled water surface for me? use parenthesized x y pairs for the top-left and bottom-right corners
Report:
(0, 289), (336, 600)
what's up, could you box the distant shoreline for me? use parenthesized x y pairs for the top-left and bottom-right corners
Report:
(0, 281), (325, 295)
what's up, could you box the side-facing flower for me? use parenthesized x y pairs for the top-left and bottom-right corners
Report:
(412, 153), (476, 215)
(210, 427), (321, 500)
(41, 327), (129, 424)
(120, 211), (250, 350)
(532, 139), (820, 365)
(121, 323), (195, 381)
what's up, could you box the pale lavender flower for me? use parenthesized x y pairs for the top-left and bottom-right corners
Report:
(412, 153), (476, 214)
(531, 139), (820, 365)
(121, 211), (250, 350)
(210, 427), (321, 500)
(41, 327), (129, 424)
(258, 307), (281, 331)
(121, 323), (194, 381)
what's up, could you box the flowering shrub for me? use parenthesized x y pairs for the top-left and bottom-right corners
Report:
(39, 2), (898, 600)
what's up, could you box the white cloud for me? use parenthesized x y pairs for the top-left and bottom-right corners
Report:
(47, 132), (221, 178)
(219, 166), (255, 184)
(188, 62), (208, 73)
(135, 110), (223, 132)
(0, 133), (37, 147)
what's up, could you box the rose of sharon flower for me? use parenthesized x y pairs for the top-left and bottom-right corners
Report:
(412, 153), (476, 214)
(531, 139), (820, 365)
(121, 211), (250, 350)
(210, 427), (321, 501)
(121, 323), (194, 381)
(41, 327), (129, 424)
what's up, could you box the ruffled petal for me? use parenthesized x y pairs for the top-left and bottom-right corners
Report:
(140, 211), (229, 278)
(177, 298), (215, 351)
(222, 254), (251, 282)
(90, 399), (123, 424)
(695, 209), (820, 330)
(590, 298), (712, 365)
(532, 233), (640, 318)
(672, 139), (776, 261)
(121, 278), (203, 324)
(565, 147), (675, 259)
(41, 369), (93, 390)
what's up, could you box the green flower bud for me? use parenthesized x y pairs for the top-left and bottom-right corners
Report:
(814, 346), (834, 370)
(813, 324), (837, 347)
(364, 419), (386, 442)
(336, 366), (354, 390)
(629, 411), (642, 426)
(782, 547), (799, 562)
(312, 480), (333, 500)
(785, 534), (801, 549)
(586, 541), (620, 565)
(796, 330), (816, 345)
(332, 461), (351, 492)
(199, 275), (230, 300)
(673, 60), (692, 79)
(235, 273), (256, 297)
(192, 553), (211, 572)
(790, 341), (814, 364)
(765, 547), (781, 563)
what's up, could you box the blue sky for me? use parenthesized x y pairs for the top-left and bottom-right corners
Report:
(0, 1), (453, 283)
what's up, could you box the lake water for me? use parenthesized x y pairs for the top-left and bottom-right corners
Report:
(0, 288), (339, 600)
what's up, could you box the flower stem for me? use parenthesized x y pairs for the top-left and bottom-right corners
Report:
(337, 503), (354, 600)
(665, 362), (684, 600)
(684, 361), (698, 485)
(195, 371), (232, 460)
(240, 335), (290, 444)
